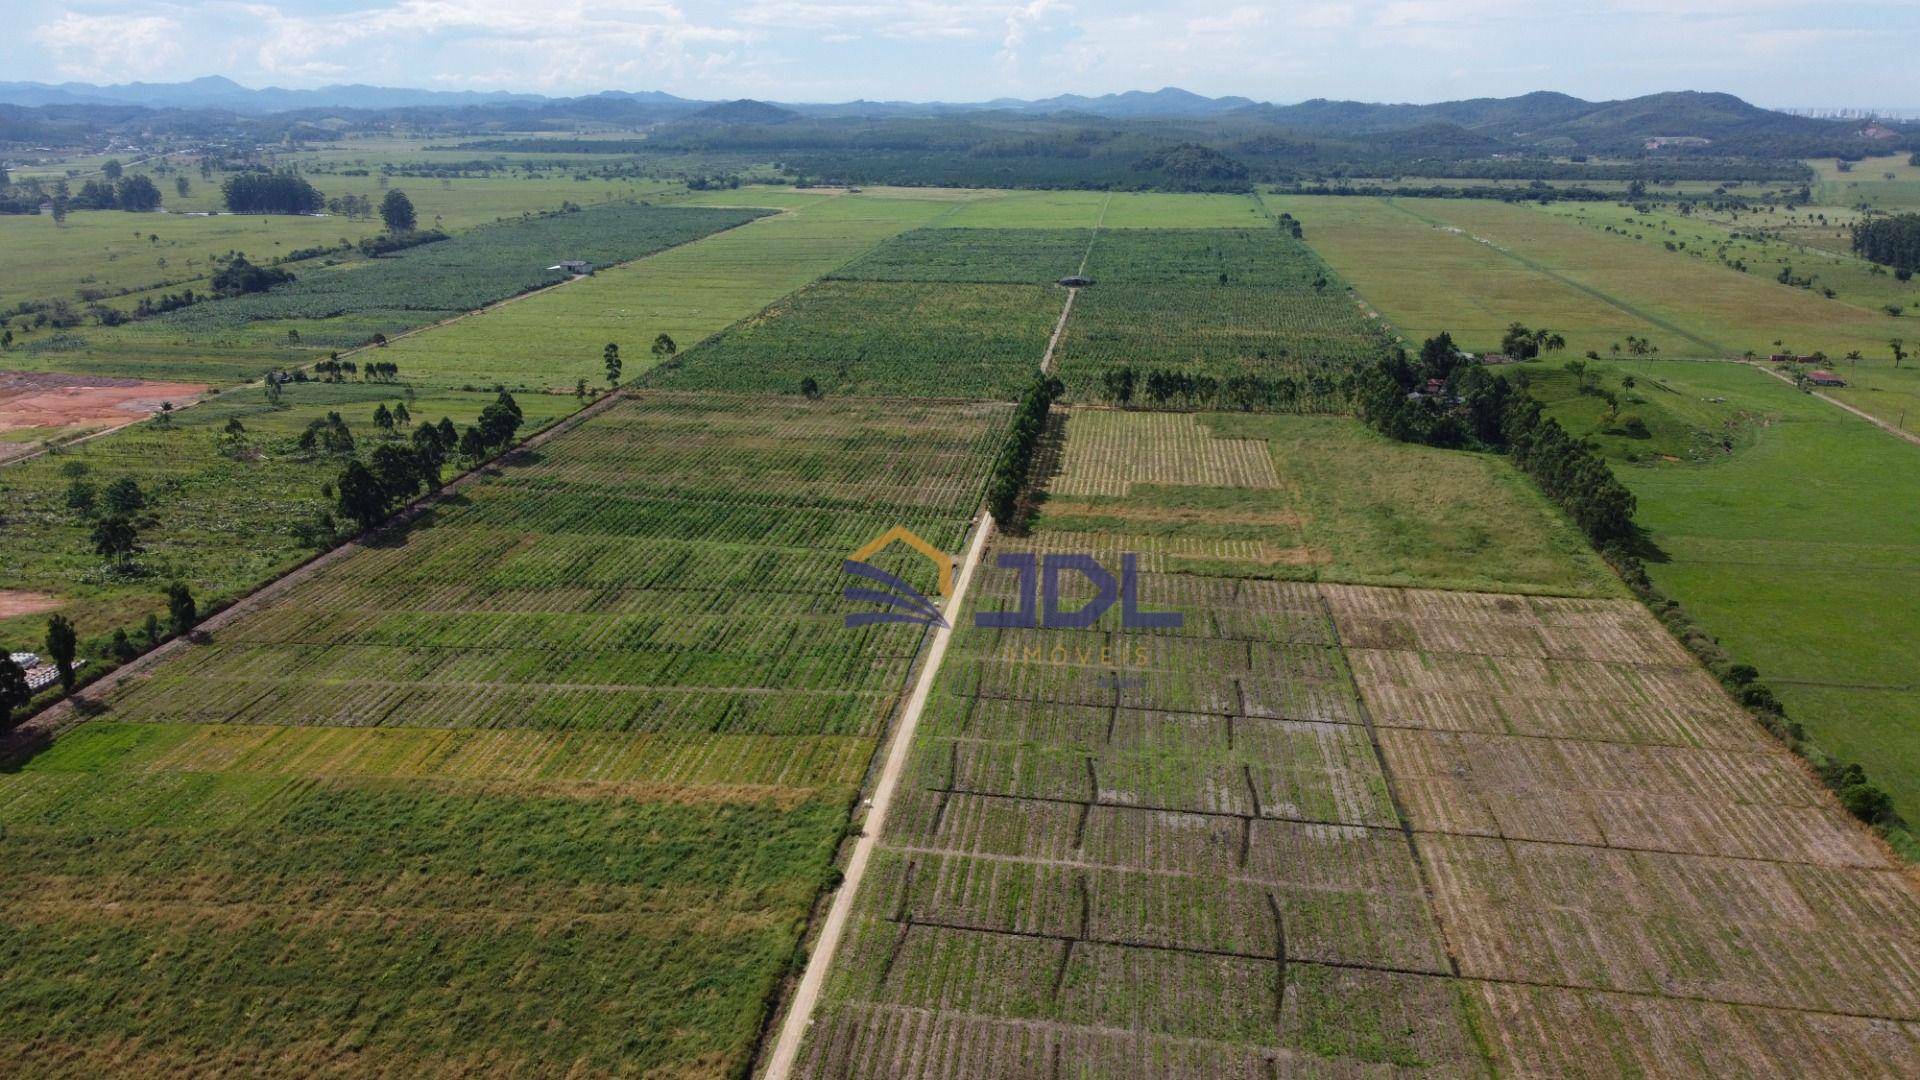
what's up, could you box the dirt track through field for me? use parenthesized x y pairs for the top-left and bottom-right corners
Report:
(1751, 360), (1920, 448)
(761, 512), (995, 1080)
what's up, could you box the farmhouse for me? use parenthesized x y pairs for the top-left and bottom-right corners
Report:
(1807, 370), (1847, 387)
(548, 259), (592, 275)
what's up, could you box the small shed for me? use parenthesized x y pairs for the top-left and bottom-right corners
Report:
(1058, 276), (1094, 288)
(548, 260), (592, 275)
(1807, 370), (1847, 387)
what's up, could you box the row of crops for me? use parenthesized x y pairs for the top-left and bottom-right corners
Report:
(795, 543), (1495, 1074)
(0, 391), (1012, 1076)
(667, 225), (1392, 408)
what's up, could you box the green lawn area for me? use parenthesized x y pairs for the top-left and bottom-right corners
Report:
(1809, 156), (1920, 210)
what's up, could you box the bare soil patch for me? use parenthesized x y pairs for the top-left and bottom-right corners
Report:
(0, 590), (63, 619)
(0, 370), (208, 435)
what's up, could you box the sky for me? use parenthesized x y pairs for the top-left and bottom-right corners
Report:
(7, 1), (1919, 108)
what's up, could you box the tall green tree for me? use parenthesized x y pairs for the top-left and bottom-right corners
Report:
(45, 615), (78, 692)
(604, 342), (622, 386)
(166, 582), (198, 636)
(380, 189), (417, 233)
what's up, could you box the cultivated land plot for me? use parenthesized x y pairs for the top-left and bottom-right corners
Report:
(1051, 225), (1392, 408)
(12, 203), (769, 384)
(379, 191), (963, 391)
(662, 280), (1062, 400)
(828, 228), (1092, 284)
(0, 391), (1010, 1076)
(803, 565), (1920, 1075)
(797, 555), (1492, 1077)
(0, 380), (578, 645)
(1325, 583), (1920, 1073)
(1029, 409), (1618, 596)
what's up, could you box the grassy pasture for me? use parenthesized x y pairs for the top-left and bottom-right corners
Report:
(1275, 194), (1910, 360)
(1, 391), (1008, 1076)
(1810, 156), (1920, 210)
(1400, 198), (1907, 358)
(1562, 359), (1920, 823)
(1268, 194), (1665, 356)
(1538, 200), (1920, 334)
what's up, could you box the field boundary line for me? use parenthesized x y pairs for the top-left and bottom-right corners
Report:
(1749, 361), (1920, 449)
(1382, 197), (1728, 358)
(0, 385), (634, 754)
(1040, 288), (1078, 376)
(759, 511), (996, 1080)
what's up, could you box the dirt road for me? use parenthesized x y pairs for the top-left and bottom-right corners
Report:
(759, 511), (995, 1080)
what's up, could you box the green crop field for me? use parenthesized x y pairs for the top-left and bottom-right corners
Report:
(366, 191), (963, 391)
(0, 379), (578, 647)
(829, 228), (1091, 284)
(1052, 225), (1392, 408)
(0, 391), (1010, 1076)
(662, 280), (1062, 399)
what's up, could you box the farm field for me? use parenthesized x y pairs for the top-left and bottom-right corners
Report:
(795, 546), (1920, 1075)
(1537, 200), (1920, 329)
(1029, 409), (1618, 596)
(1331, 583), (1920, 1074)
(1549, 359), (1920, 824)
(0, 190), (975, 689)
(0, 173), (679, 316)
(1051, 224), (1392, 408)
(10, 203), (770, 385)
(0, 378), (578, 647)
(379, 191), (962, 391)
(933, 190), (1267, 229)
(0, 391), (1011, 1076)
(1271, 195), (1909, 360)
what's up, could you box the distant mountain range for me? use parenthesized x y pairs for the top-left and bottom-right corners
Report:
(2, 77), (1894, 130)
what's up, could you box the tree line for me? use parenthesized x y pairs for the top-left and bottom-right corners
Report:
(1850, 213), (1920, 275)
(985, 375), (1062, 528)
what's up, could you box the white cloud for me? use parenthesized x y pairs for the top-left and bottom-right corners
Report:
(34, 12), (183, 79)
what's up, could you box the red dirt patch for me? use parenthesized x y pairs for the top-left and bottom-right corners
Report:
(0, 590), (62, 619)
(0, 370), (208, 435)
